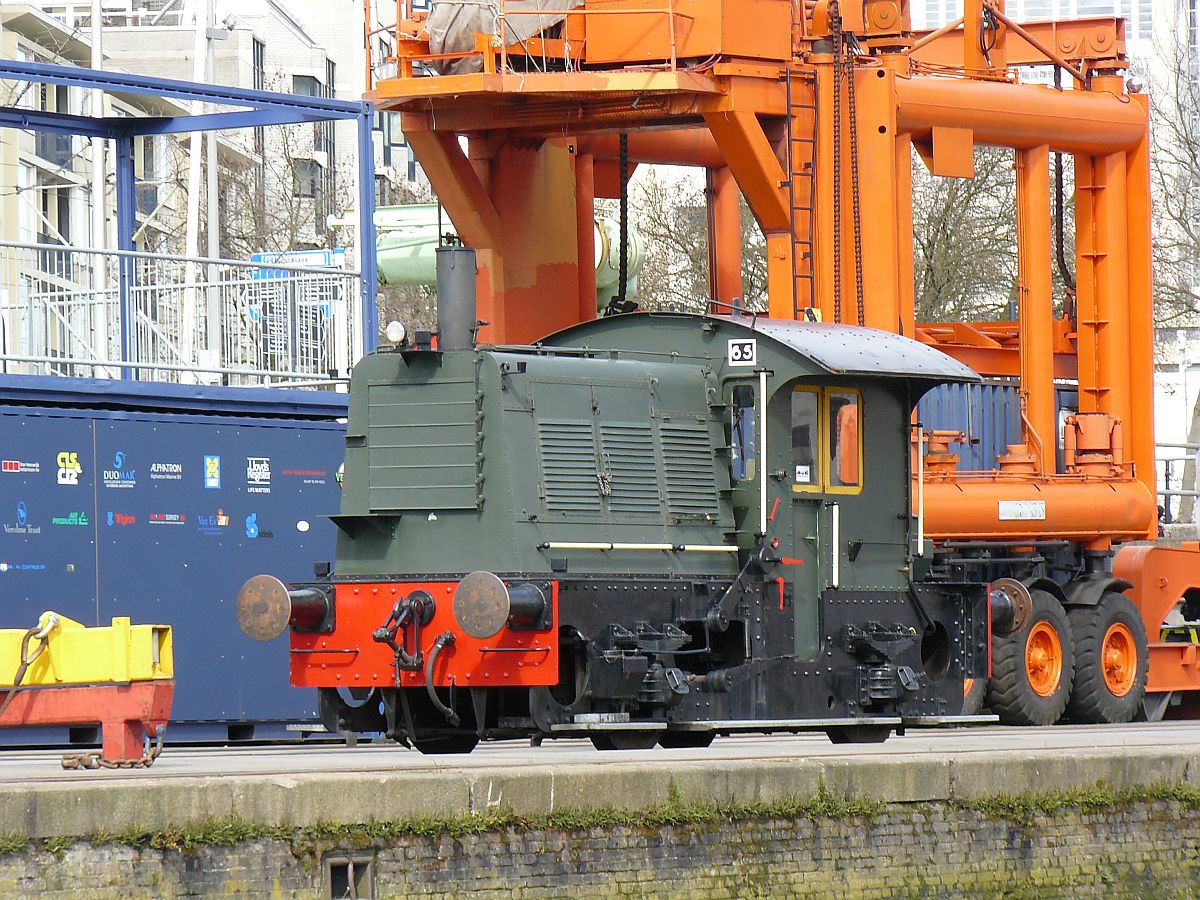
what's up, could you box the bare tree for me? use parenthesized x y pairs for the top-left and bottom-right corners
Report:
(1150, 20), (1200, 322)
(1150, 9), (1200, 520)
(911, 147), (1019, 322)
(615, 166), (767, 312)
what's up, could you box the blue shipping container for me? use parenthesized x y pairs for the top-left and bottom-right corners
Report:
(0, 375), (349, 737)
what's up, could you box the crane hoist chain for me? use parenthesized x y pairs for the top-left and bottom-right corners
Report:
(831, 2), (843, 323)
(845, 30), (865, 327)
(828, 4), (864, 326)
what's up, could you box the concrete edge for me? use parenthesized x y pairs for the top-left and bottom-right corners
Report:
(3, 746), (1199, 839)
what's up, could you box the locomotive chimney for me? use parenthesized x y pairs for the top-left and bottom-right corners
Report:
(436, 244), (477, 351)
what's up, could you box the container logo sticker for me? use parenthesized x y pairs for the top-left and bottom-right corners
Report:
(107, 511), (136, 526)
(150, 461), (183, 481)
(56, 451), (83, 486)
(244, 512), (273, 539)
(5, 501), (41, 535)
(204, 455), (221, 489)
(246, 457), (272, 494)
(2, 459), (40, 474)
(0, 562), (46, 573)
(103, 450), (137, 489)
(197, 509), (230, 536)
(51, 511), (89, 527)
(148, 513), (186, 526)
(282, 467), (327, 485)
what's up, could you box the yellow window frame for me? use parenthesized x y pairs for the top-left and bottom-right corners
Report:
(789, 386), (864, 496)
(825, 387), (864, 496)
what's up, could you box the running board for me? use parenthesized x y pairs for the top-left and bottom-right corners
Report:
(901, 714), (1000, 726)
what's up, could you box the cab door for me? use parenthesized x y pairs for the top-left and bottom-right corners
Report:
(788, 385), (825, 660)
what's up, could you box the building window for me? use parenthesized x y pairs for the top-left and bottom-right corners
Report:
(293, 75), (322, 97)
(293, 159), (324, 199)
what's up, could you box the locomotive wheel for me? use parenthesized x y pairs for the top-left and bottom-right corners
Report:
(590, 731), (660, 751)
(960, 677), (987, 716)
(657, 731), (716, 749)
(411, 733), (480, 755)
(825, 725), (891, 744)
(986, 590), (1073, 726)
(1064, 592), (1149, 724)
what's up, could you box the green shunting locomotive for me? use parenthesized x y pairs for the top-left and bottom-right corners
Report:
(238, 248), (991, 754)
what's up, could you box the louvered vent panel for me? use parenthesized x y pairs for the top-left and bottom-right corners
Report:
(600, 423), (660, 515)
(538, 420), (601, 513)
(660, 423), (720, 518)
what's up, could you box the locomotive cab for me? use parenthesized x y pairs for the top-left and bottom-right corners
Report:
(237, 311), (991, 753)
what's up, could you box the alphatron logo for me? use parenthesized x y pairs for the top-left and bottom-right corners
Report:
(204, 455), (221, 489)
(102, 450), (137, 489)
(56, 451), (82, 486)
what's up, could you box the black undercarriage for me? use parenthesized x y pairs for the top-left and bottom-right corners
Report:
(319, 574), (989, 753)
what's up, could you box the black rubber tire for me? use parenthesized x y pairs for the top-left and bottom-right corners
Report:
(960, 676), (987, 716)
(657, 731), (716, 749)
(411, 733), (480, 755)
(591, 731), (660, 751)
(986, 590), (1073, 726)
(825, 725), (891, 744)
(1064, 592), (1149, 724)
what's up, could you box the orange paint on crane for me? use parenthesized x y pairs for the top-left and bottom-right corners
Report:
(366, 0), (1161, 606)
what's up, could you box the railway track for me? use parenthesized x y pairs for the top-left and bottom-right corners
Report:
(3, 721), (1198, 784)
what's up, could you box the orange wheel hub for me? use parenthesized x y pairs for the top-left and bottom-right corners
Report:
(1025, 621), (1063, 697)
(1101, 622), (1137, 697)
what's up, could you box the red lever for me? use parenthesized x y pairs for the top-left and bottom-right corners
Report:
(779, 557), (805, 566)
(776, 577), (785, 610)
(768, 496), (781, 522)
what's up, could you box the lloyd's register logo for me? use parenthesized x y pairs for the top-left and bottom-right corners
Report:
(56, 451), (82, 485)
(103, 450), (137, 489)
(246, 457), (271, 494)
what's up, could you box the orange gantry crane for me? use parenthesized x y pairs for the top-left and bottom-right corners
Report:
(363, 0), (1200, 724)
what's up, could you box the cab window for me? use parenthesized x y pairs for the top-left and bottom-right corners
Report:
(731, 385), (756, 482)
(791, 388), (819, 488)
(829, 391), (861, 489)
(790, 386), (863, 494)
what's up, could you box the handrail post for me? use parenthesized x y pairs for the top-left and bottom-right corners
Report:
(667, 0), (677, 70)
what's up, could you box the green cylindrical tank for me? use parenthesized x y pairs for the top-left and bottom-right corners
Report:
(365, 204), (643, 308)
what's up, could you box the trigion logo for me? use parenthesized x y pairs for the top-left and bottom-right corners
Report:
(204, 455), (221, 489)
(56, 451), (82, 486)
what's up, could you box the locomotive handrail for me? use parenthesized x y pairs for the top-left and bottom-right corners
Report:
(538, 541), (739, 552)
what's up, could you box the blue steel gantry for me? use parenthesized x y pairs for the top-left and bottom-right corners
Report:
(0, 57), (380, 370)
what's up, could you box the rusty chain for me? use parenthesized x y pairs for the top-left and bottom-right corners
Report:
(61, 728), (165, 770)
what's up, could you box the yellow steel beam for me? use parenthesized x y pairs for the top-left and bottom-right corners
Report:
(0, 612), (173, 688)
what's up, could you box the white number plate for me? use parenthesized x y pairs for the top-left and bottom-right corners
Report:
(728, 338), (757, 367)
(997, 500), (1046, 521)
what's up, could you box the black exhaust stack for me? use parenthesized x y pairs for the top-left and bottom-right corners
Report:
(435, 245), (477, 351)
